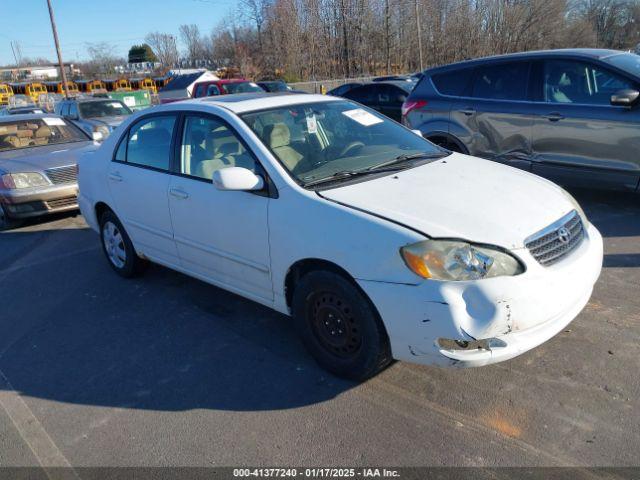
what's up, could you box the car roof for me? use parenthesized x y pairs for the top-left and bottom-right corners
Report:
(0, 113), (62, 122)
(353, 81), (414, 92)
(62, 96), (116, 103)
(183, 92), (341, 114)
(424, 49), (626, 73)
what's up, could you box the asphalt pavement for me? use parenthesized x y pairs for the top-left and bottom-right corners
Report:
(0, 188), (638, 469)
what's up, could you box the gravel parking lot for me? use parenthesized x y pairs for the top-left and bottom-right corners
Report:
(0, 187), (638, 469)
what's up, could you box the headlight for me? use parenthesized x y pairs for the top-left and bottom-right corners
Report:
(93, 125), (110, 139)
(1, 172), (49, 189)
(562, 190), (588, 226)
(400, 240), (524, 281)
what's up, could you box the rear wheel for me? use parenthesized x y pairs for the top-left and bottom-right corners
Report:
(292, 271), (392, 380)
(99, 210), (147, 278)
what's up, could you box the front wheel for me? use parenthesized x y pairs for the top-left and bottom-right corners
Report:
(292, 271), (392, 380)
(100, 210), (147, 278)
(0, 204), (20, 231)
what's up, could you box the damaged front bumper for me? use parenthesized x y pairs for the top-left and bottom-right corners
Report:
(357, 223), (603, 368)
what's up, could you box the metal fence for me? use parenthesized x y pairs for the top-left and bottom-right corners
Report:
(289, 76), (375, 94)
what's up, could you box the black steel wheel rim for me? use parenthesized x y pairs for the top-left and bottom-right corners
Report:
(308, 291), (362, 358)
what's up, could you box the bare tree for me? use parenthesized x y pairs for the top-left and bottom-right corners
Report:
(179, 24), (204, 66)
(85, 42), (119, 74)
(145, 32), (179, 68)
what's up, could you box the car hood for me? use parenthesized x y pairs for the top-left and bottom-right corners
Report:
(0, 141), (97, 173)
(319, 153), (574, 250)
(85, 116), (127, 128)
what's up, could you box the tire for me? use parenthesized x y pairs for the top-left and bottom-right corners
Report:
(427, 135), (466, 154)
(291, 271), (392, 381)
(0, 204), (20, 231)
(99, 210), (147, 278)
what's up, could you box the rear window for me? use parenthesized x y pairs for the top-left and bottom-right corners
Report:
(431, 69), (473, 96)
(471, 62), (530, 100)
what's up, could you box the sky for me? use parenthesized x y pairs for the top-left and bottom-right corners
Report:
(0, 0), (238, 66)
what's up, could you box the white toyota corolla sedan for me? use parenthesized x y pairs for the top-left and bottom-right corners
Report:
(78, 93), (603, 380)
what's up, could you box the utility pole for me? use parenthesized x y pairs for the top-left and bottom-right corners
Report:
(9, 41), (18, 67)
(385, 0), (390, 74)
(46, 0), (70, 99)
(415, 0), (423, 71)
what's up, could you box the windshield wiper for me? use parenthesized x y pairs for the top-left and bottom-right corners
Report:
(366, 151), (450, 171)
(303, 166), (406, 188)
(302, 151), (450, 188)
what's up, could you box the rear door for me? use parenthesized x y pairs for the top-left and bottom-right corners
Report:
(529, 58), (640, 190)
(107, 114), (179, 266)
(451, 61), (535, 170)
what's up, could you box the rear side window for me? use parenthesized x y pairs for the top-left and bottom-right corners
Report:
(122, 115), (176, 170)
(431, 69), (473, 96)
(471, 62), (530, 100)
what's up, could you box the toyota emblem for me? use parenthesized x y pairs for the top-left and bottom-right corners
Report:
(557, 227), (571, 244)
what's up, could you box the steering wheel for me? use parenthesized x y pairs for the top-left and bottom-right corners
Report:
(339, 141), (365, 157)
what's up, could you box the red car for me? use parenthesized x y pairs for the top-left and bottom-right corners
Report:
(192, 79), (265, 98)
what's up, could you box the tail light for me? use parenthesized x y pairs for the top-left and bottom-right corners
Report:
(401, 99), (427, 117)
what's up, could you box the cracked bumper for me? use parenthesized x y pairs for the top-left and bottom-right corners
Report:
(357, 223), (603, 368)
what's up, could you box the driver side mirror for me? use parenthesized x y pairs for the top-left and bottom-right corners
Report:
(610, 89), (639, 107)
(213, 167), (264, 191)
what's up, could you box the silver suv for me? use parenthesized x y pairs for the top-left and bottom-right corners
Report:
(403, 49), (640, 192)
(54, 97), (132, 141)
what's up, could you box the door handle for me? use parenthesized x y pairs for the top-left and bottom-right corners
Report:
(459, 107), (476, 116)
(108, 172), (123, 182)
(543, 112), (564, 122)
(169, 188), (189, 200)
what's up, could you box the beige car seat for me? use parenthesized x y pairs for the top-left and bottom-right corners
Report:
(33, 125), (51, 145)
(264, 123), (304, 173)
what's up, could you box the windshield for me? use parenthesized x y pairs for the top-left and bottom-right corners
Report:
(0, 118), (88, 151)
(604, 53), (640, 78)
(79, 100), (131, 118)
(241, 100), (444, 186)
(224, 82), (264, 94)
(263, 82), (290, 92)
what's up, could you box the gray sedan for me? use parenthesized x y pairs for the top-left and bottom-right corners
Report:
(0, 114), (98, 229)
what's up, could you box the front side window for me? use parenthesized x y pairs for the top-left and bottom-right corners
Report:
(0, 118), (88, 151)
(125, 115), (176, 170)
(241, 100), (445, 186)
(180, 115), (257, 180)
(79, 100), (131, 118)
(544, 59), (635, 105)
(206, 85), (220, 96)
(471, 62), (529, 100)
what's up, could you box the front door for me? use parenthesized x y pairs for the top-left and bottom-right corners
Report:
(530, 58), (640, 190)
(168, 113), (273, 303)
(107, 114), (179, 266)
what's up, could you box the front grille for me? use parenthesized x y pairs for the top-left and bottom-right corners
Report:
(525, 211), (585, 266)
(45, 165), (77, 185)
(46, 195), (78, 209)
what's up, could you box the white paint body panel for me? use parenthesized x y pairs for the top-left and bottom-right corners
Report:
(78, 96), (604, 369)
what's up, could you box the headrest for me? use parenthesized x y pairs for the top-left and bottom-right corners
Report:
(266, 123), (290, 149)
(15, 129), (33, 138)
(35, 125), (51, 138)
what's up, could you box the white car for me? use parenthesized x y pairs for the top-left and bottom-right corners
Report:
(78, 93), (603, 380)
